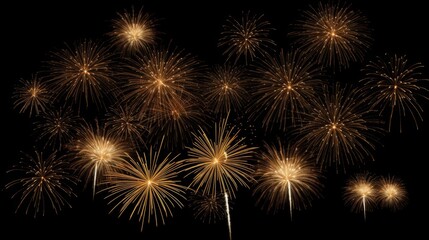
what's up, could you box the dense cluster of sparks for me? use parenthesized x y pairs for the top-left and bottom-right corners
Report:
(7, 1), (423, 235)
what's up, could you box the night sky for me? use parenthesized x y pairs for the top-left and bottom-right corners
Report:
(2, 0), (428, 238)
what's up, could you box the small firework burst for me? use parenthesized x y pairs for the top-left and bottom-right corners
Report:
(249, 49), (322, 131)
(5, 150), (77, 217)
(109, 6), (157, 54)
(189, 191), (226, 224)
(218, 10), (276, 65)
(360, 53), (429, 132)
(46, 39), (118, 110)
(289, 1), (372, 70)
(344, 172), (378, 221)
(104, 104), (148, 149)
(104, 138), (186, 231)
(34, 107), (80, 150)
(13, 75), (51, 117)
(203, 64), (249, 116)
(377, 175), (407, 211)
(253, 142), (323, 220)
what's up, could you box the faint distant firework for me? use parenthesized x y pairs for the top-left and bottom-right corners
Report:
(253, 142), (323, 220)
(344, 172), (377, 221)
(71, 121), (128, 196)
(377, 175), (407, 211)
(148, 95), (205, 149)
(46, 39), (118, 110)
(360, 53), (429, 132)
(5, 150), (77, 217)
(13, 75), (51, 117)
(203, 64), (249, 116)
(105, 104), (148, 149)
(250, 49), (322, 131)
(218, 10), (276, 65)
(109, 6), (157, 54)
(184, 115), (256, 199)
(121, 45), (199, 117)
(189, 191), (226, 224)
(104, 138), (186, 231)
(296, 83), (383, 172)
(34, 107), (81, 150)
(289, 1), (372, 70)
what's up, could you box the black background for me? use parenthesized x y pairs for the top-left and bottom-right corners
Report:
(1, 0), (428, 238)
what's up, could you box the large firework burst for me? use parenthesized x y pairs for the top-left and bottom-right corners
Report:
(103, 138), (186, 231)
(360, 53), (429, 132)
(289, 1), (372, 70)
(296, 83), (383, 172)
(121, 44), (199, 117)
(184, 115), (256, 199)
(46, 39), (118, 110)
(71, 121), (128, 196)
(249, 49), (322, 131)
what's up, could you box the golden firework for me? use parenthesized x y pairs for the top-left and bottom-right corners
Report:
(13, 75), (51, 117)
(344, 172), (377, 221)
(378, 175), (407, 211)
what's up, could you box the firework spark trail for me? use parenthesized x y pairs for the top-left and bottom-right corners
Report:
(288, 180), (292, 221)
(225, 192), (232, 240)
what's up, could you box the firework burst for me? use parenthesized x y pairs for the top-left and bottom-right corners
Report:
(46, 39), (117, 110)
(253, 142), (323, 220)
(13, 75), (51, 117)
(34, 107), (80, 150)
(360, 53), (429, 132)
(189, 191), (226, 224)
(121, 44), (199, 117)
(184, 115), (256, 199)
(377, 175), (407, 211)
(249, 49), (322, 131)
(296, 83), (383, 171)
(344, 172), (378, 221)
(148, 95), (204, 149)
(71, 121), (128, 196)
(5, 150), (77, 217)
(218, 10), (276, 65)
(289, 1), (372, 70)
(109, 6), (157, 54)
(104, 104), (148, 149)
(203, 64), (249, 116)
(103, 138), (186, 231)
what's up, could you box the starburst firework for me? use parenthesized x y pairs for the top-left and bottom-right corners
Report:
(71, 121), (128, 196)
(203, 64), (249, 116)
(289, 1), (372, 70)
(377, 175), (407, 211)
(218, 11), (275, 65)
(5, 150), (77, 217)
(104, 138), (186, 231)
(360, 53), (429, 132)
(344, 172), (377, 221)
(110, 6), (157, 53)
(184, 115), (256, 199)
(13, 75), (51, 117)
(250, 49), (322, 131)
(46, 39), (117, 110)
(296, 83), (383, 171)
(253, 142), (323, 220)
